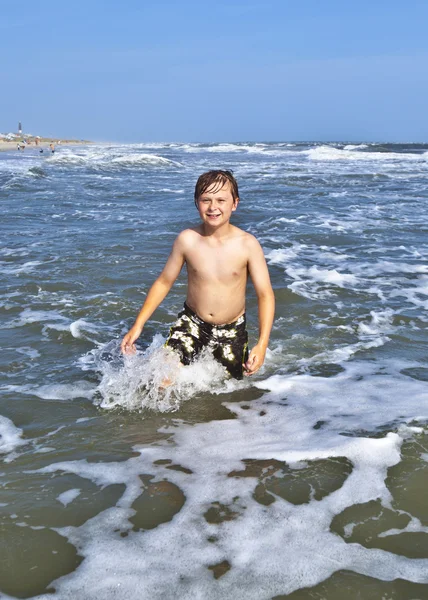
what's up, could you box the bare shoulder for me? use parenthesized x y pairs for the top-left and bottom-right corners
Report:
(175, 227), (201, 249)
(235, 228), (263, 253)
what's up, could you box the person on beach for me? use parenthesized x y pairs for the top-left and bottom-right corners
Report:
(121, 170), (275, 379)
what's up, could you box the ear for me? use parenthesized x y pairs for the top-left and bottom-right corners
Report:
(232, 197), (239, 211)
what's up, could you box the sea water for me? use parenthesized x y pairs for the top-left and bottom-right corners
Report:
(0, 141), (428, 599)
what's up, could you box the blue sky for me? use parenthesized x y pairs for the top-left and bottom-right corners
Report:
(1, 0), (427, 142)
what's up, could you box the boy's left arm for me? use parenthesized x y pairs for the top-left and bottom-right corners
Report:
(245, 237), (275, 376)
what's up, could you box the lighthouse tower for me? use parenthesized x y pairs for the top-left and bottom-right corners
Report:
(18, 122), (22, 135)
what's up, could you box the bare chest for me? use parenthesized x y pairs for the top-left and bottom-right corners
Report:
(186, 244), (247, 282)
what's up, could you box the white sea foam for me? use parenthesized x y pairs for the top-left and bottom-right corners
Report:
(0, 246), (30, 257)
(286, 275), (360, 300)
(0, 415), (26, 455)
(379, 517), (428, 537)
(110, 153), (181, 167)
(16, 346), (41, 359)
(8, 309), (67, 326)
(46, 148), (181, 169)
(287, 266), (359, 287)
(317, 219), (348, 232)
(276, 217), (301, 223)
(300, 337), (387, 366)
(306, 145), (428, 162)
(353, 261), (428, 276)
(56, 489), (81, 506)
(3, 381), (96, 401)
(343, 144), (369, 151)
(318, 248), (349, 262)
(46, 426), (66, 437)
(265, 244), (304, 265)
(184, 143), (249, 153)
(94, 337), (241, 412)
(182, 143), (292, 156)
(391, 275), (428, 310)
(29, 360), (428, 599)
(35, 382), (96, 401)
(358, 308), (395, 336)
(267, 250), (428, 303)
(0, 260), (42, 275)
(70, 319), (101, 342)
(5, 309), (69, 333)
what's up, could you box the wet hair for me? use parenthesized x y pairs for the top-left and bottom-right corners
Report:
(194, 170), (239, 205)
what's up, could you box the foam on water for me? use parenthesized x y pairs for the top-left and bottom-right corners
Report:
(357, 308), (395, 336)
(28, 360), (428, 599)
(69, 319), (101, 343)
(0, 246), (30, 258)
(184, 143), (250, 153)
(0, 261), (43, 275)
(0, 415), (26, 455)
(3, 381), (96, 401)
(284, 265), (360, 300)
(56, 489), (81, 507)
(45, 147), (181, 169)
(343, 144), (369, 151)
(93, 337), (242, 412)
(306, 145), (428, 162)
(288, 265), (359, 287)
(110, 153), (182, 167)
(16, 346), (41, 359)
(6, 309), (68, 328)
(352, 261), (428, 276)
(265, 243), (304, 264)
(181, 142), (300, 157)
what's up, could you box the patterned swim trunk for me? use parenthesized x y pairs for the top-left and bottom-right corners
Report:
(165, 303), (249, 379)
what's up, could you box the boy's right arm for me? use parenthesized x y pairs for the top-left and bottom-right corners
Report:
(121, 234), (187, 354)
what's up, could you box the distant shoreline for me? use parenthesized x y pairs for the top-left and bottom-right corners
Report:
(0, 138), (92, 152)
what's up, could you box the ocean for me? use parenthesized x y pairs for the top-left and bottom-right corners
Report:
(1, 141), (427, 599)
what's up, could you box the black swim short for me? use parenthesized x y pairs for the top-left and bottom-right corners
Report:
(165, 303), (249, 379)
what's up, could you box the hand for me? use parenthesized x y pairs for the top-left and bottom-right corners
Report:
(243, 343), (267, 376)
(120, 326), (142, 355)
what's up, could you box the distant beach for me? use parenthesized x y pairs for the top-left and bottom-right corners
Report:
(0, 137), (92, 152)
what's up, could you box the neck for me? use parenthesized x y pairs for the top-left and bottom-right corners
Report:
(201, 222), (232, 238)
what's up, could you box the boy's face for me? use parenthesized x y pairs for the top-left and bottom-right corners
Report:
(196, 181), (238, 228)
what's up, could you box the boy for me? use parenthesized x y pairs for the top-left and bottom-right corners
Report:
(121, 170), (275, 379)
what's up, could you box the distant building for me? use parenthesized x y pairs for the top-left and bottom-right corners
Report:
(18, 122), (22, 134)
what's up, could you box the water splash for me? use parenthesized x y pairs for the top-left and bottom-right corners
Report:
(93, 336), (232, 412)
